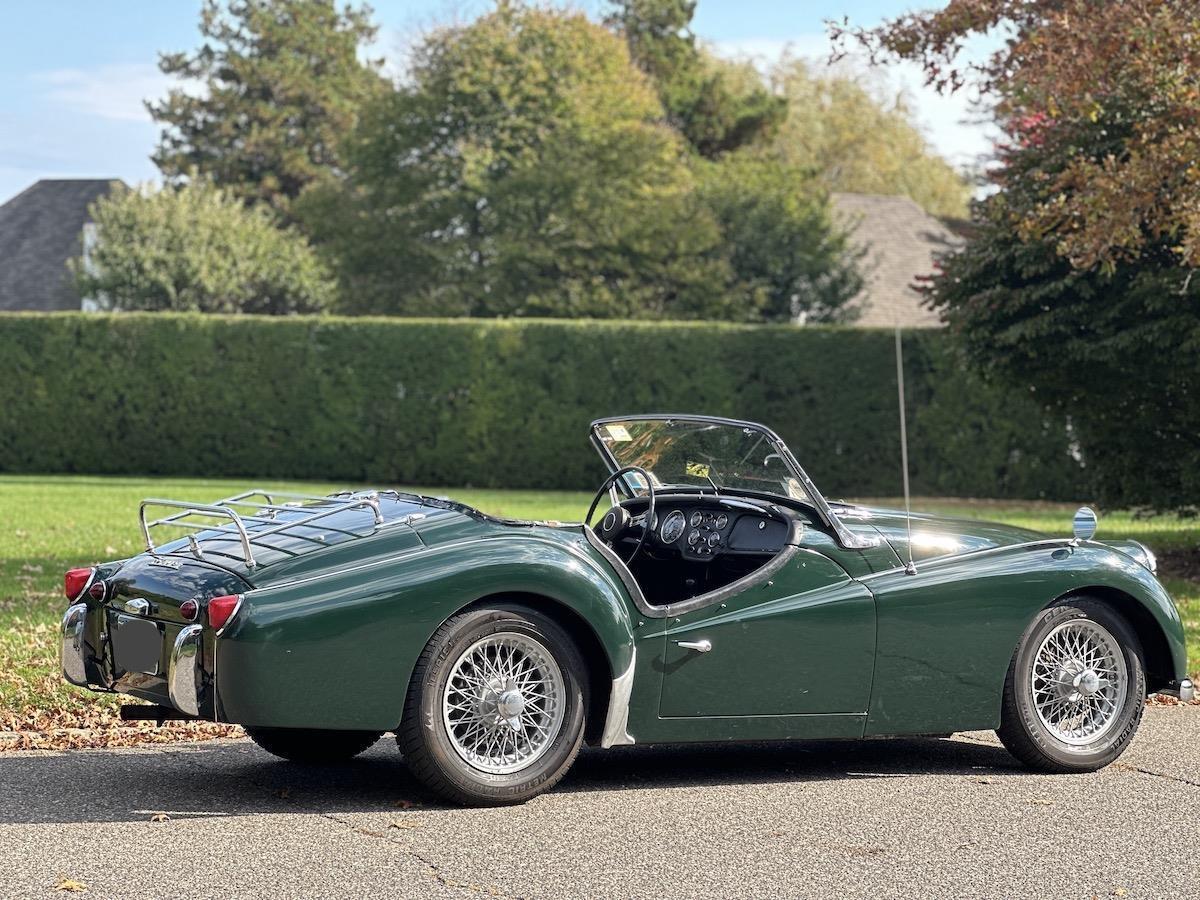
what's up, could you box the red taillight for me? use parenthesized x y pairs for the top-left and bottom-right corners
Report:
(179, 599), (199, 622)
(208, 595), (240, 631)
(64, 568), (93, 602)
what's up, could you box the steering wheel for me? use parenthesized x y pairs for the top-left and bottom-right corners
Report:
(585, 466), (657, 563)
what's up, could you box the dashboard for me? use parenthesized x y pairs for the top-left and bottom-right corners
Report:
(651, 499), (791, 560)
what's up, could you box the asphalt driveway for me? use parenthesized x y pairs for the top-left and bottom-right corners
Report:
(1, 706), (1197, 899)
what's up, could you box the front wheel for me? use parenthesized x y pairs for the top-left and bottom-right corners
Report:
(398, 605), (588, 806)
(997, 598), (1145, 772)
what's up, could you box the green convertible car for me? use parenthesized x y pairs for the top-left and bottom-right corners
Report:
(62, 415), (1192, 805)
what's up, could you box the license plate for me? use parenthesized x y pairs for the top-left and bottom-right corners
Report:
(112, 615), (163, 675)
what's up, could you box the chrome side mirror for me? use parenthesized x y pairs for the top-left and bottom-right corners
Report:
(1072, 506), (1098, 542)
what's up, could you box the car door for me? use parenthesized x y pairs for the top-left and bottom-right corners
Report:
(658, 541), (876, 721)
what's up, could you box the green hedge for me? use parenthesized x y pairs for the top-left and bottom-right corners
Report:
(0, 313), (1088, 499)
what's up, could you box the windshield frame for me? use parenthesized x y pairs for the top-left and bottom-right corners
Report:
(588, 414), (876, 551)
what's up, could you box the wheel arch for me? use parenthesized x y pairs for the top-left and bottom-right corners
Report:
(457, 591), (615, 745)
(1049, 586), (1177, 693)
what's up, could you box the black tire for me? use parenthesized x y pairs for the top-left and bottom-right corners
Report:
(997, 598), (1145, 773)
(245, 726), (383, 763)
(398, 605), (588, 807)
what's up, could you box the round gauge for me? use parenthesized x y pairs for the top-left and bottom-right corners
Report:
(659, 510), (687, 544)
(715, 513), (729, 529)
(704, 513), (715, 527)
(707, 532), (721, 547)
(687, 529), (701, 546)
(689, 511), (703, 528)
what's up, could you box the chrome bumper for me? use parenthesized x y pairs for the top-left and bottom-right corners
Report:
(60, 603), (89, 686)
(60, 604), (205, 717)
(168, 625), (203, 716)
(1157, 679), (1195, 703)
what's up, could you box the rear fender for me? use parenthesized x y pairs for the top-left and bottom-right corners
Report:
(214, 533), (636, 730)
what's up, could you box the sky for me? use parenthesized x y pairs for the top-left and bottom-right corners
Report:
(0, 1), (997, 205)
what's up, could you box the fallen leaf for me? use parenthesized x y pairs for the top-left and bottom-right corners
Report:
(388, 819), (421, 830)
(1029, 798), (1054, 806)
(1112, 889), (1128, 898)
(55, 878), (87, 893)
(149, 812), (170, 823)
(392, 799), (418, 809)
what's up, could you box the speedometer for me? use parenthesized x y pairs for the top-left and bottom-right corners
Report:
(660, 510), (687, 544)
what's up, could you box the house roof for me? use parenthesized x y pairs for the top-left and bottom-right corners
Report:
(831, 192), (964, 328)
(0, 179), (125, 312)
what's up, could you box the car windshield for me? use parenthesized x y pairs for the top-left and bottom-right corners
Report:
(592, 418), (811, 502)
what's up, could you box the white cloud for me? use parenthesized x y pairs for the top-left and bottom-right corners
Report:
(710, 34), (1000, 172)
(34, 63), (172, 123)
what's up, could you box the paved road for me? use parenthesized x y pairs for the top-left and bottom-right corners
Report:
(2, 707), (1197, 899)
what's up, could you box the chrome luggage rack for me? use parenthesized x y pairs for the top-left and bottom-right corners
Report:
(139, 490), (387, 570)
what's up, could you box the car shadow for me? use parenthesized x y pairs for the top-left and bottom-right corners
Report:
(0, 734), (1021, 825)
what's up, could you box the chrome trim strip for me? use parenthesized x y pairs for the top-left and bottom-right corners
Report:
(855, 538), (1078, 581)
(583, 524), (803, 619)
(60, 603), (89, 686)
(600, 652), (636, 748)
(168, 624), (203, 717)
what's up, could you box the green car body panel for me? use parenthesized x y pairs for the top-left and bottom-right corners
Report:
(61, 416), (1189, 750)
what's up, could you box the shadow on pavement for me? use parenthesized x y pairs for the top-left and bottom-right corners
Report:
(0, 734), (1021, 825)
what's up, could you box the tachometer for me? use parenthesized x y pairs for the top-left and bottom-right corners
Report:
(660, 510), (687, 543)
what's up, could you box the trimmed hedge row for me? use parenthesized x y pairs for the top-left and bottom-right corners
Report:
(0, 313), (1088, 499)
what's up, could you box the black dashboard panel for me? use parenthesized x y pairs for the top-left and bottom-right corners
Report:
(652, 498), (789, 560)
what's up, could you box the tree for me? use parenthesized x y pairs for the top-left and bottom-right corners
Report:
(696, 152), (862, 322)
(307, 4), (735, 319)
(845, 0), (1200, 508)
(767, 59), (971, 220)
(605, 0), (787, 158)
(149, 0), (387, 218)
(835, 0), (1200, 270)
(73, 180), (336, 314)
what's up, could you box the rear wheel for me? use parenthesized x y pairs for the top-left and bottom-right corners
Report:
(997, 598), (1145, 772)
(245, 726), (383, 763)
(398, 605), (588, 806)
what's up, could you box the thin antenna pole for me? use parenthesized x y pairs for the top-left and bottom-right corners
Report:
(895, 327), (917, 575)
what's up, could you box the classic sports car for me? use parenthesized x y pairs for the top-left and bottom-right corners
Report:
(62, 415), (1192, 806)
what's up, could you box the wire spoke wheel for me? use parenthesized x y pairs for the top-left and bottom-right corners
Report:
(1030, 619), (1128, 747)
(442, 632), (566, 775)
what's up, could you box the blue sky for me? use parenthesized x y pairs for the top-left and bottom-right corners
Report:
(0, 1), (992, 204)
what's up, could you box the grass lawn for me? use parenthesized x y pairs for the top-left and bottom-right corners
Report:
(2, 475), (1196, 748)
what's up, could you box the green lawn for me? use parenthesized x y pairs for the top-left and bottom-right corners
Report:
(2, 475), (1196, 747)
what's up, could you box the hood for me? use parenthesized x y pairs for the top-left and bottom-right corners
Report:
(834, 505), (1048, 564)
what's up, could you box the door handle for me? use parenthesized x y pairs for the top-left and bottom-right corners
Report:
(675, 639), (712, 653)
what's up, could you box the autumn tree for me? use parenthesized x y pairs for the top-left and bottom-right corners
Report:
(835, 0), (1200, 270)
(842, 0), (1200, 508)
(149, 0), (388, 218)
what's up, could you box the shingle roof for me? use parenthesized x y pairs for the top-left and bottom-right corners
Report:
(831, 192), (964, 329)
(0, 179), (125, 312)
